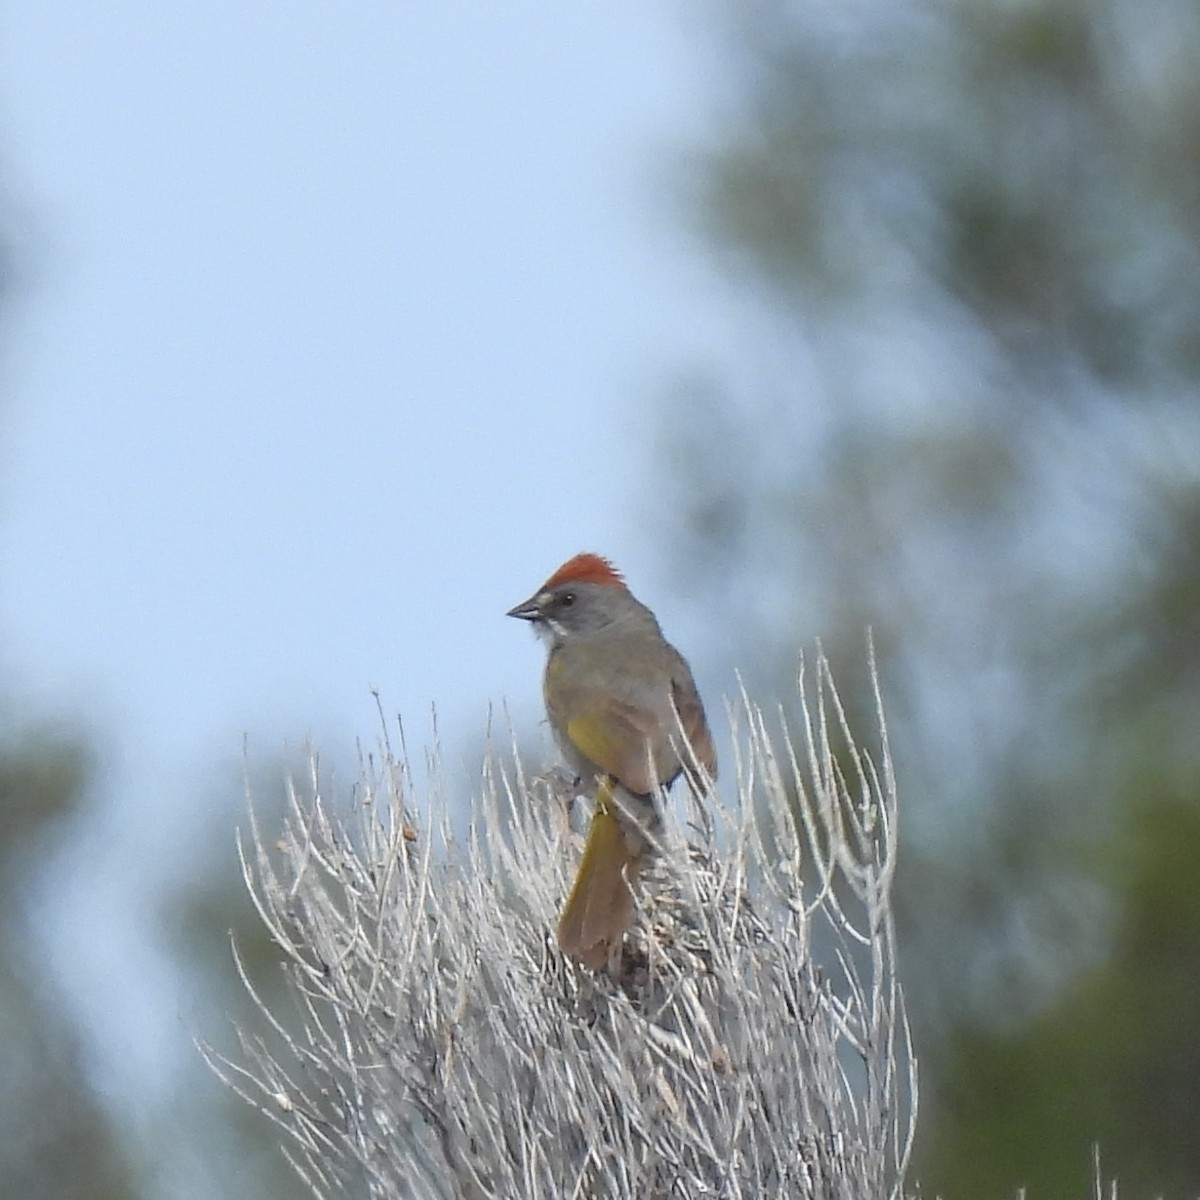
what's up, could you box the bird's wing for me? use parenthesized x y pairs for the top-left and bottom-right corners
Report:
(671, 676), (717, 789)
(559, 691), (665, 796)
(546, 656), (715, 795)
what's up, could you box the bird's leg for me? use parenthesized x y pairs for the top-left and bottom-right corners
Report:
(602, 783), (661, 859)
(533, 767), (587, 842)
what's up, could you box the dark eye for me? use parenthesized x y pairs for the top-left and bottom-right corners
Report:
(559, 592), (576, 608)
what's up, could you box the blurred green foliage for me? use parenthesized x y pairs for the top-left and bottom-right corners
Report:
(926, 792), (1200, 1197)
(0, 723), (142, 1200)
(661, 1), (1200, 1194)
(0, 718), (313, 1198)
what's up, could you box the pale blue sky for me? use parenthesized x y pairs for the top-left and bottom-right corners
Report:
(0, 0), (743, 1172)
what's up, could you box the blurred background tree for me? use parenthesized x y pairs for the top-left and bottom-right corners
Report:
(0, 160), (140, 1200)
(0, 118), (302, 1189)
(0, 722), (140, 1200)
(655, 1), (1200, 1195)
(0, 711), (313, 1200)
(0, 705), (309, 1200)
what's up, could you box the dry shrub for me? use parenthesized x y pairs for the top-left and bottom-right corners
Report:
(206, 647), (915, 1199)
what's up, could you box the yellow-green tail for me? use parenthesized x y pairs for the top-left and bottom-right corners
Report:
(557, 779), (644, 971)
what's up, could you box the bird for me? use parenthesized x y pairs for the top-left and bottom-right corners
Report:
(507, 553), (716, 970)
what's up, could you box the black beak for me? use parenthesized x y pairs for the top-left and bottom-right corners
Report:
(506, 595), (541, 621)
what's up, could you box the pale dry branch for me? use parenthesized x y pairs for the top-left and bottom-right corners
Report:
(212, 648), (917, 1199)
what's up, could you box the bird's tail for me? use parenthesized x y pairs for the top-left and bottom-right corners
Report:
(557, 777), (653, 971)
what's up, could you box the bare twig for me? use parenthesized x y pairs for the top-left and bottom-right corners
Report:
(211, 648), (917, 1199)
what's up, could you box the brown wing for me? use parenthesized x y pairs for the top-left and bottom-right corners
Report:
(546, 646), (715, 795)
(559, 692), (668, 795)
(671, 675), (717, 791)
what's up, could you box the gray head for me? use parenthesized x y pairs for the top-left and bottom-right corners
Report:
(506, 553), (661, 648)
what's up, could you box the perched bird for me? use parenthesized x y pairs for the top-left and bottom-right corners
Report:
(507, 553), (716, 970)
